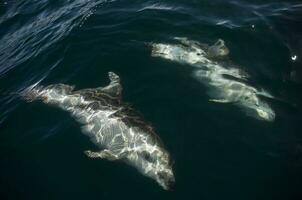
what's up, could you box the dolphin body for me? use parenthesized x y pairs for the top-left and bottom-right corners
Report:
(22, 72), (175, 190)
(151, 37), (275, 121)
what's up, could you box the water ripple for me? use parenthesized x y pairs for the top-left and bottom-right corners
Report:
(0, 0), (116, 77)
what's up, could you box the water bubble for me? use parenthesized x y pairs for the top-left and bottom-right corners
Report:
(291, 55), (297, 61)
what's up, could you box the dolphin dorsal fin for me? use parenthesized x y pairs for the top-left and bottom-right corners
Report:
(98, 72), (122, 99)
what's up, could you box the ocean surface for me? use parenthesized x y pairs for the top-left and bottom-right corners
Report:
(1, 0), (302, 199)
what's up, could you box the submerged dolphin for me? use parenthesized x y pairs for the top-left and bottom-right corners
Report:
(151, 37), (275, 121)
(22, 72), (175, 190)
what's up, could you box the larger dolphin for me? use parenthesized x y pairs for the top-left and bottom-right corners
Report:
(151, 37), (275, 121)
(22, 72), (175, 190)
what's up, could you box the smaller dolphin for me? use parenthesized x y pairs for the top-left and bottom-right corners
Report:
(151, 37), (275, 121)
(22, 72), (175, 190)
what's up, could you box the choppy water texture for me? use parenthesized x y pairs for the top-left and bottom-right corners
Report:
(1, 0), (302, 199)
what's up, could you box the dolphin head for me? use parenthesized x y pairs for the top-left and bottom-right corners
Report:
(128, 144), (175, 190)
(150, 149), (175, 190)
(142, 148), (175, 190)
(240, 92), (276, 122)
(254, 101), (275, 121)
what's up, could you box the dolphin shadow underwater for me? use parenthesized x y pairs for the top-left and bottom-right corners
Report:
(150, 37), (276, 122)
(22, 72), (175, 190)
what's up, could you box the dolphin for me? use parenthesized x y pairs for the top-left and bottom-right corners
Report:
(22, 72), (175, 190)
(151, 37), (275, 121)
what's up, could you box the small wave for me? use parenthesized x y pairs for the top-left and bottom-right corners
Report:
(0, 0), (116, 77)
(138, 3), (179, 12)
(215, 19), (241, 28)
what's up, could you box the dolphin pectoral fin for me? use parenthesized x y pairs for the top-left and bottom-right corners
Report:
(84, 149), (119, 161)
(256, 90), (274, 99)
(209, 99), (232, 103)
(99, 149), (120, 161)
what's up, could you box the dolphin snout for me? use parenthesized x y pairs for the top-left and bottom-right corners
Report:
(158, 171), (175, 190)
(166, 178), (175, 191)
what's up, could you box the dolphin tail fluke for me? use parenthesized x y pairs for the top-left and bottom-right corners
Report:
(20, 85), (43, 102)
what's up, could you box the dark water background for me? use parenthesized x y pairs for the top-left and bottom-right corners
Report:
(1, 0), (302, 199)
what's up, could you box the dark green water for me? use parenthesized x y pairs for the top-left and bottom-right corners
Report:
(1, 0), (302, 199)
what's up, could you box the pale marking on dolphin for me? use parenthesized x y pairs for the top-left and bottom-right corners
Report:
(22, 72), (175, 190)
(150, 37), (275, 121)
